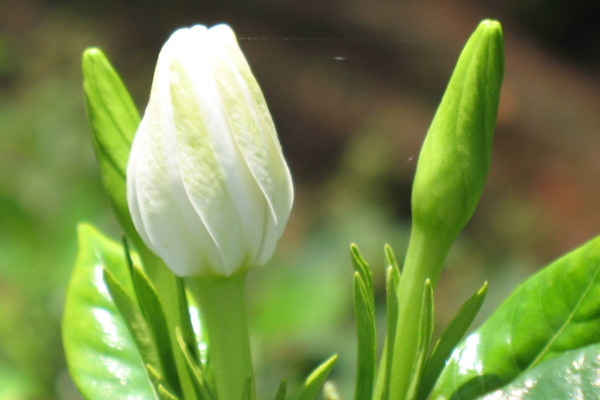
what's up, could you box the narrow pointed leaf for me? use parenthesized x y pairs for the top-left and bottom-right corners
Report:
(176, 328), (216, 400)
(62, 223), (156, 399)
(292, 354), (338, 400)
(103, 268), (163, 376)
(374, 265), (401, 400)
(352, 272), (376, 400)
(406, 279), (433, 400)
(241, 375), (255, 400)
(433, 236), (600, 399)
(418, 282), (487, 400)
(82, 47), (140, 239)
(350, 244), (374, 295)
(384, 244), (400, 273)
(274, 379), (287, 400)
(126, 251), (180, 394)
(158, 384), (181, 400)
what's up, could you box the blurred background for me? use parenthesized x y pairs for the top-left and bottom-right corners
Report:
(2, 0), (600, 398)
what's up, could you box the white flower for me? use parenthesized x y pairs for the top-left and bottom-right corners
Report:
(127, 24), (294, 277)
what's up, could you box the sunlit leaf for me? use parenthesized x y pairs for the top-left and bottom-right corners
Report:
(62, 223), (156, 399)
(433, 236), (600, 399)
(478, 343), (600, 400)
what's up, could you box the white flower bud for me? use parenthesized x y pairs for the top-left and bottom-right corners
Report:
(127, 24), (294, 277)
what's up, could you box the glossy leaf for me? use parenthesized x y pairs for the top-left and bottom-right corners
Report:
(418, 282), (488, 400)
(478, 343), (600, 399)
(433, 236), (600, 399)
(292, 354), (338, 400)
(62, 223), (156, 399)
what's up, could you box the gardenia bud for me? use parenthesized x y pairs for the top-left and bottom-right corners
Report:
(127, 24), (294, 277)
(411, 20), (504, 259)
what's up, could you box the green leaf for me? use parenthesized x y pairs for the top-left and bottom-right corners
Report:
(352, 272), (376, 400)
(406, 279), (433, 400)
(241, 375), (255, 400)
(175, 328), (216, 400)
(82, 48), (197, 400)
(373, 264), (400, 400)
(433, 236), (600, 399)
(62, 223), (156, 399)
(292, 354), (338, 400)
(82, 47), (140, 239)
(126, 248), (180, 394)
(418, 282), (487, 400)
(273, 379), (287, 400)
(350, 244), (374, 296)
(476, 343), (600, 399)
(384, 243), (400, 272)
(102, 267), (163, 379)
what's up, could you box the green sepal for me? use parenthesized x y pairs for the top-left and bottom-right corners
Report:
(352, 271), (376, 400)
(146, 364), (180, 400)
(374, 264), (401, 400)
(241, 375), (255, 400)
(350, 244), (374, 296)
(405, 279), (434, 400)
(292, 354), (338, 400)
(273, 379), (287, 400)
(102, 267), (163, 376)
(123, 239), (181, 395)
(433, 236), (600, 399)
(175, 328), (216, 400)
(158, 384), (181, 400)
(384, 244), (400, 273)
(82, 47), (140, 240)
(62, 224), (156, 399)
(417, 281), (487, 400)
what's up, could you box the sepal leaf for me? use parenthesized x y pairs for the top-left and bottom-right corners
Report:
(82, 48), (140, 240)
(292, 354), (338, 400)
(418, 282), (487, 400)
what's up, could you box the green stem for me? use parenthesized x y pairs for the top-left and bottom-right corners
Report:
(188, 273), (254, 400)
(388, 226), (451, 400)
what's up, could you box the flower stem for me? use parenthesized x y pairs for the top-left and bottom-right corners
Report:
(188, 273), (254, 400)
(387, 225), (451, 399)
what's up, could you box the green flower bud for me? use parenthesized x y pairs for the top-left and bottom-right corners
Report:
(388, 21), (504, 400)
(411, 19), (504, 264)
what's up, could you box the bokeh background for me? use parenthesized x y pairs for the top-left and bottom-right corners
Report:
(2, 0), (600, 398)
